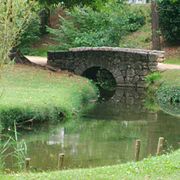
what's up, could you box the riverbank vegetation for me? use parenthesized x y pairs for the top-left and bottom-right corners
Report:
(1, 149), (180, 179)
(0, 65), (98, 129)
(145, 70), (180, 116)
(156, 70), (180, 116)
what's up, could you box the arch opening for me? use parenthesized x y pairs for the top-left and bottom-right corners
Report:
(82, 67), (117, 101)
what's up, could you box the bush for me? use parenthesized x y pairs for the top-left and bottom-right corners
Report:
(49, 2), (145, 49)
(158, 0), (180, 43)
(18, 17), (41, 55)
(157, 85), (180, 116)
(38, 0), (109, 9)
(0, 0), (37, 67)
(145, 72), (161, 85)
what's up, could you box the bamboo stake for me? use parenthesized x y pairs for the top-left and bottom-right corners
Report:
(135, 139), (141, 161)
(157, 137), (164, 155)
(25, 158), (31, 171)
(58, 153), (64, 169)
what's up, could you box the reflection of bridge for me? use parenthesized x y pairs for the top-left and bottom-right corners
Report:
(86, 87), (158, 122)
(48, 47), (164, 88)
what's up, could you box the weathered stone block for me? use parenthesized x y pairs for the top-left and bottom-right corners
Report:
(127, 68), (135, 77)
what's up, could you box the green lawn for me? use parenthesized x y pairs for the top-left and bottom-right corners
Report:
(164, 56), (180, 65)
(160, 70), (180, 86)
(0, 65), (97, 128)
(1, 150), (180, 180)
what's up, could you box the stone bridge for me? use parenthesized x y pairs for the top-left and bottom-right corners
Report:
(48, 47), (164, 88)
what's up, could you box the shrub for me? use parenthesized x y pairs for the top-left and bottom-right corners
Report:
(49, 2), (145, 49)
(157, 85), (180, 116)
(145, 72), (162, 85)
(157, 86), (180, 104)
(37, 0), (109, 9)
(0, 0), (37, 67)
(158, 0), (180, 43)
(18, 17), (41, 55)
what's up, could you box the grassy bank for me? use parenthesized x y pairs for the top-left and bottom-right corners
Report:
(1, 149), (179, 180)
(0, 65), (98, 128)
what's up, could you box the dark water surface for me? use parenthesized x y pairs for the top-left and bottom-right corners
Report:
(5, 88), (180, 171)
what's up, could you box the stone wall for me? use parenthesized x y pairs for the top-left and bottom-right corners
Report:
(48, 47), (164, 88)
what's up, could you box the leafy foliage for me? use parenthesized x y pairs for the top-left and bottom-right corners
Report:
(18, 17), (41, 55)
(157, 86), (180, 116)
(148, 70), (180, 116)
(37, 0), (104, 8)
(0, 0), (37, 68)
(145, 72), (161, 85)
(49, 2), (145, 49)
(158, 0), (180, 43)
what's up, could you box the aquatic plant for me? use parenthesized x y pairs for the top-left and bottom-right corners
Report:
(0, 121), (27, 171)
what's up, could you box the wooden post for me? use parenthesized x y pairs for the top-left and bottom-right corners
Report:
(135, 139), (141, 161)
(58, 153), (64, 169)
(25, 158), (31, 171)
(151, 0), (161, 50)
(157, 137), (164, 155)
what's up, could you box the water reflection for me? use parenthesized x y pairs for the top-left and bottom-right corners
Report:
(47, 128), (65, 146)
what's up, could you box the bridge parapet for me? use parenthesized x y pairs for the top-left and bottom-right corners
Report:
(48, 47), (164, 88)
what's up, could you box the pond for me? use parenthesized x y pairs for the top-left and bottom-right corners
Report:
(4, 88), (180, 171)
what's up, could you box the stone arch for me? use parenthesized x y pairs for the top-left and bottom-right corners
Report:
(48, 47), (164, 88)
(82, 66), (117, 100)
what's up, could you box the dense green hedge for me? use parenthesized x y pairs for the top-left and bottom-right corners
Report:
(158, 0), (180, 43)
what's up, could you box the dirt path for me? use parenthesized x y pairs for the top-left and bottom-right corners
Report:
(26, 56), (180, 71)
(26, 56), (47, 66)
(157, 63), (180, 71)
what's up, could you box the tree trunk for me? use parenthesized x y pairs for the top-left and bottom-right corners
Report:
(151, 0), (161, 50)
(9, 48), (33, 65)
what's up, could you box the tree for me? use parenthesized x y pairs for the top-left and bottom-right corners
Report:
(151, 0), (161, 50)
(158, 0), (180, 43)
(0, 0), (37, 68)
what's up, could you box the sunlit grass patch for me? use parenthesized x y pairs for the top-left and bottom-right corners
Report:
(0, 65), (98, 128)
(164, 56), (180, 65)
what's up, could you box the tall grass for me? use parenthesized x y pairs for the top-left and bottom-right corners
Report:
(0, 121), (28, 171)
